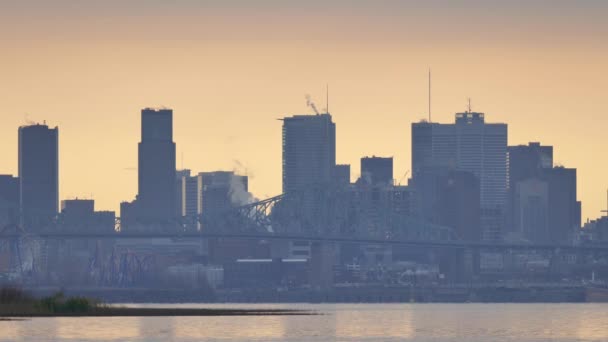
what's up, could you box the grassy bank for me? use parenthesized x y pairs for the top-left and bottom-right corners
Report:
(0, 287), (312, 317)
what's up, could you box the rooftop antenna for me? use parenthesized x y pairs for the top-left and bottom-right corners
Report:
(467, 98), (472, 113)
(428, 69), (431, 122)
(326, 83), (329, 114)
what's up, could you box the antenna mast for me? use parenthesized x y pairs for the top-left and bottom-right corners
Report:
(326, 83), (329, 114)
(428, 69), (431, 122)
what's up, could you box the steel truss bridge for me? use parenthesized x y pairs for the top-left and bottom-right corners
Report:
(2, 187), (608, 285)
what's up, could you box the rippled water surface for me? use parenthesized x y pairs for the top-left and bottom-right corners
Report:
(2, 303), (608, 341)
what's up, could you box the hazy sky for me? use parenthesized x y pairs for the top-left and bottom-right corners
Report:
(1, 1), (607, 220)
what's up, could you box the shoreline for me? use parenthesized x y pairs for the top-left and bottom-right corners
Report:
(1, 307), (315, 318)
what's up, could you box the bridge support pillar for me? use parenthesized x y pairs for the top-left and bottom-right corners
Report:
(438, 248), (477, 283)
(309, 241), (338, 290)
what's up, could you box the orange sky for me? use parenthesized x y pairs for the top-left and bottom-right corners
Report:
(1, 1), (607, 220)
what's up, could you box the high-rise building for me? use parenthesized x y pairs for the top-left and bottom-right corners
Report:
(175, 169), (191, 216)
(507, 142), (553, 236)
(411, 111), (508, 241)
(360, 156), (393, 186)
(18, 124), (59, 229)
(281, 113), (336, 194)
(514, 178), (549, 243)
(437, 170), (482, 242)
(137, 108), (176, 222)
(543, 167), (580, 243)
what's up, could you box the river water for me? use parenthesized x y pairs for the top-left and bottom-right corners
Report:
(1, 303), (607, 341)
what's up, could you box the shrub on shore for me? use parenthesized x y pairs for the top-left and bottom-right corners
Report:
(1, 287), (99, 315)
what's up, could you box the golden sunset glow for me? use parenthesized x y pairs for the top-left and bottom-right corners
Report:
(1, 1), (606, 220)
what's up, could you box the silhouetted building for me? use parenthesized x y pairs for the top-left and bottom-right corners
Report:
(513, 179), (549, 243)
(437, 170), (482, 241)
(0, 175), (19, 226)
(137, 108), (176, 223)
(18, 123), (59, 230)
(412, 168), (481, 241)
(175, 169), (197, 217)
(333, 164), (351, 186)
(200, 171), (249, 216)
(411, 111), (507, 241)
(282, 113), (336, 193)
(583, 216), (608, 242)
(361, 156), (393, 186)
(508, 142), (553, 184)
(507, 142), (553, 236)
(60, 199), (115, 233)
(543, 167), (580, 243)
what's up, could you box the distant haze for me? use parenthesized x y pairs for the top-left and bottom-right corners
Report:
(1, 1), (606, 219)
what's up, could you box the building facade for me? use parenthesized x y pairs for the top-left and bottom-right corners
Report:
(411, 112), (507, 241)
(282, 113), (336, 194)
(18, 124), (59, 230)
(137, 108), (176, 223)
(360, 156), (393, 186)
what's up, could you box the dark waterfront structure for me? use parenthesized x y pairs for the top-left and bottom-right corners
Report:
(281, 113), (336, 193)
(18, 124), (59, 230)
(360, 156), (393, 186)
(137, 108), (176, 223)
(411, 111), (507, 241)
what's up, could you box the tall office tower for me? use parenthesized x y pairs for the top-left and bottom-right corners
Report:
(411, 111), (508, 241)
(199, 171), (249, 216)
(507, 142), (553, 236)
(281, 113), (336, 193)
(514, 179), (549, 243)
(18, 124), (59, 230)
(0, 175), (19, 225)
(138, 108), (176, 222)
(542, 167), (581, 243)
(437, 170), (481, 242)
(360, 156), (393, 186)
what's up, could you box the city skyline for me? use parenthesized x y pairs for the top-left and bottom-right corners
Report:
(0, 1), (607, 220)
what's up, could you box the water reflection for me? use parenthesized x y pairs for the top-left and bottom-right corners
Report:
(0, 304), (607, 341)
(335, 304), (413, 339)
(174, 316), (284, 340)
(56, 317), (140, 340)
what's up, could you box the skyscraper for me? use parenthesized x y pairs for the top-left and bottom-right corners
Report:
(18, 124), (59, 230)
(543, 167), (581, 243)
(137, 108), (176, 222)
(281, 113), (336, 193)
(507, 142), (553, 237)
(411, 111), (508, 241)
